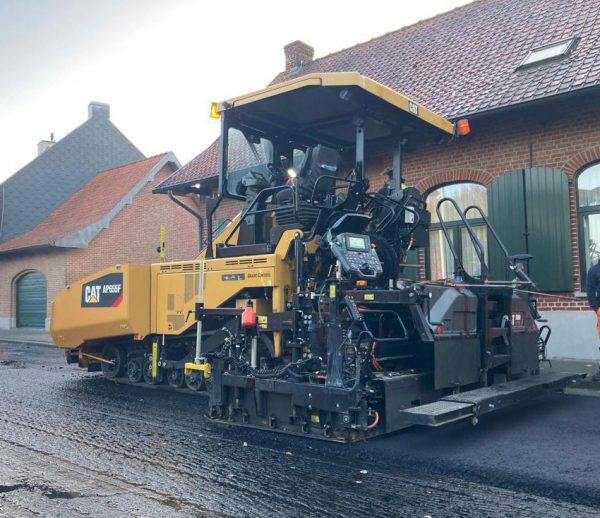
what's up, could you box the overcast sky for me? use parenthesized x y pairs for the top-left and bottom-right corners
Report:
(0, 0), (472, 182)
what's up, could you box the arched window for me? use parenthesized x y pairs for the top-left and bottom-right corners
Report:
(426, 183), (488, 280)
(577, 163), (600, 290)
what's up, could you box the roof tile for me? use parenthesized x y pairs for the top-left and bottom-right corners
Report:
(0, 155), (166, 252)
(0, 111), (144, 243)
(160, 0), (600, 190)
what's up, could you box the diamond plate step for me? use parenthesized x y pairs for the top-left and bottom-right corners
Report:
(399, 400), (475, 427)
(399, 371), (583, 427)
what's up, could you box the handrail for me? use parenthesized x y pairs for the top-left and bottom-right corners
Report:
(464, 205), (510, 260)
(464, 204), (537, 288)
(308, 174), (358, 207)
(223, 184), (296, 248)
(436, 197), (488, 281)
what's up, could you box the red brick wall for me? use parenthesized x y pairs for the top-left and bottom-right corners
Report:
(206, 95), (600, 311)
(65, 165), (201, 284)
(0, 250), (66, 328)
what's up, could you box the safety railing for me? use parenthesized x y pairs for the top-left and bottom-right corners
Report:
(222, 184), (296, 248)
(436, 197), (489, 282)
(464, 204), (537, 288)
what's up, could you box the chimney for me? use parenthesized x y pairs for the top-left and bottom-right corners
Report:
(284, 40), (314, 73)
(88, 101), (110, 120)
(37, 133), (55, 156)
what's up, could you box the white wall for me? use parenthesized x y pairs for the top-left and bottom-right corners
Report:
(541, 310), (600, 360)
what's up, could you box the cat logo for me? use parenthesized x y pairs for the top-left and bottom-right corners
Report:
(81, 273), (123, 308)
(84, 285), (101, 304)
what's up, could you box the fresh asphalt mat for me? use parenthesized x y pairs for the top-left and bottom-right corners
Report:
(1, 340), (599, 517)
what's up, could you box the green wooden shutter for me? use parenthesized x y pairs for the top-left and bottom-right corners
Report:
(524, 168), (572, 292)
(488, 169), (528, 281)
(487, 168), (572, 292)
(16, 272), (47, 328)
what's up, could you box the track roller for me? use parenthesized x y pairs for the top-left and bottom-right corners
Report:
(167, 368), (185, 389)
(127, 357), (144, 383)
(143, 358), (163, 385)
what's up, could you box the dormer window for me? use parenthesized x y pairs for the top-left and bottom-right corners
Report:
(519, 38), (577, 68)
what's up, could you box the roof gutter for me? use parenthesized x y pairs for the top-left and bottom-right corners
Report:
(454, 84), (600, 122)
(0, 243), (56, 256)
(168, 191), (203, 252)
(153, 177), (215, 195)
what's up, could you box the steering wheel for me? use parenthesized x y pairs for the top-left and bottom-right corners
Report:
(267, 162), (285, 184)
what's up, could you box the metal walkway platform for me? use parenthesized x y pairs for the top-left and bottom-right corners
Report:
(399, 371), (582, 427)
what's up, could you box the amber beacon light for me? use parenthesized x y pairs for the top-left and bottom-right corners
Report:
(456, 118), (470, 136)
(210, 102), (221, 119)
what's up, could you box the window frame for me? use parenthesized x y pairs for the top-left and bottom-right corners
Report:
(576, 161), (600, 292)
(518, 38), (577, 69)
(425, 182), (488, 280)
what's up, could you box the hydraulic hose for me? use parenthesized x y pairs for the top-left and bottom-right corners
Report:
(367, 410), (380, 430)
(246, 357), (314, 379)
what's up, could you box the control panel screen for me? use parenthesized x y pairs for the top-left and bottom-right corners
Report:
(347, 235), (369, 251)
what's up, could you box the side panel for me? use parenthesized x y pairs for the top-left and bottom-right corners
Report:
(150, 243), (295, 337)
(203, 267), (275, 307)
(510, 332), (540, 377)
(151, 261), (201, 335)
(382, 373), (438, 433)
(509, 293), (540, 377)
(50, 264), (150, 348)
(155, 271), (199, 335)
(434, 337), (481, 390)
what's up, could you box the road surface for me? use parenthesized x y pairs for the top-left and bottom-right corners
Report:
(1, 340), (599, 517)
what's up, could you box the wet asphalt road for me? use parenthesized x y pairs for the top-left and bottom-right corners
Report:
(1, 341), (600, 517)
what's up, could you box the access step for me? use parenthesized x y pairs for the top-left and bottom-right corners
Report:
(398, 400), (475, 427)
(399, 371), (583, 427)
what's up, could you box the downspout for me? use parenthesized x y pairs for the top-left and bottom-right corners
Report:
(168, 191), (203, 252)
(0, 185), (5, 241)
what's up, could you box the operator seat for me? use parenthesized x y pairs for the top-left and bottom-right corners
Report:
(275, 145), (341, 231)
(296, 145), (341, 202)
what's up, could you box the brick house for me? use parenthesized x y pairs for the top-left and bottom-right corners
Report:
(0, 104), (200, 329)
(155, 0), (600, 359)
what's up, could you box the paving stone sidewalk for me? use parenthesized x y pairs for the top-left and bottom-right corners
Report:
(0, 328), (53, 345)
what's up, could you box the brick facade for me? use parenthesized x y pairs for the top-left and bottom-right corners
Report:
(0, 165), (201, 328)
(65, 166), (200, 284)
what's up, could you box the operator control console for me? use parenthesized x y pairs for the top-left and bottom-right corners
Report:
(329, 233), (383, 280)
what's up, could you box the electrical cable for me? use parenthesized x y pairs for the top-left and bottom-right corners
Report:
(370, 341), (383, 371)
